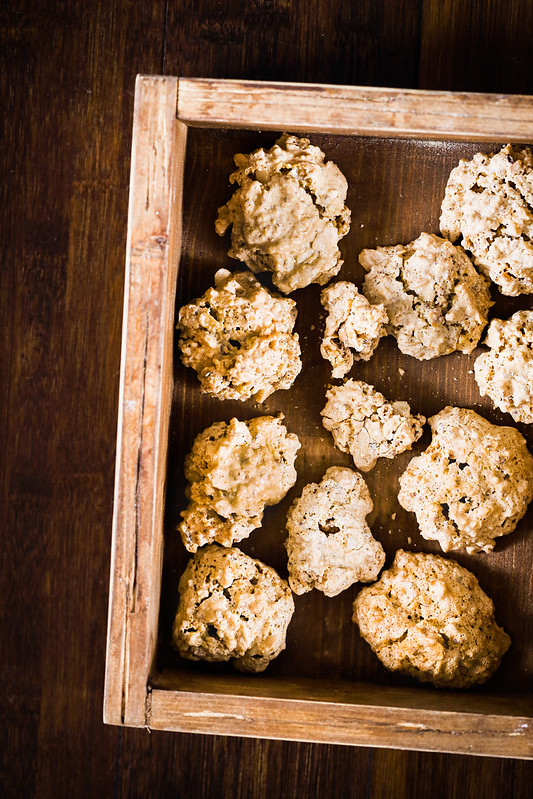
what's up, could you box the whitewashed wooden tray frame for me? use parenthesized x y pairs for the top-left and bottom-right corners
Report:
(104, 75), (533, 758)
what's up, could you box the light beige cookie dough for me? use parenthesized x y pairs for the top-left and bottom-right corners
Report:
(321, 380), (425, 472)
(180, 416), (300, 552)
(352, 549), (511, 688)
(215, 134), (351, 294)
(177, 269), (302, 402)
(440, 144), (533, 295)
(285, 467), (385, 597)
(398, 406), (533, 554)
(474, 310), (533, 424)
(320, 281), (388, 377)
(360, 232), (492, 359)
(173, 545), (295, 673)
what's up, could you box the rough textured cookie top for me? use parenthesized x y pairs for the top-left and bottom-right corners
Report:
(440, 144), (533, 295)
(474, 310), (533, 424)
(353, 549), (511, 689)
(173, 545), (295, 673)
(398, 406), (533, 553)
(178, 269), (302, 402)
(360, 232), (492, 359)
(321, 380), (425, 472)
(215, 134), (351, 293)
(285, 466), (385, 596)
(320, 281), (388, 377)
(180, 416), (300, 552)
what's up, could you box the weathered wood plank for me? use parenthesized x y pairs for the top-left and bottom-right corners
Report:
(104, 74), (186, 727)
(177, 78), (533, 141)
(149, 687), (532, 759)
(147, 671), (532, 758)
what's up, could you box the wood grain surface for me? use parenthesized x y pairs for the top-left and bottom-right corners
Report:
(2, 0), (533, 796)
(104, 75), (187, 729)
(177, 78), (533, 139)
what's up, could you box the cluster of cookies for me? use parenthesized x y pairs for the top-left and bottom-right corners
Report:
(172, 135), (533, 688)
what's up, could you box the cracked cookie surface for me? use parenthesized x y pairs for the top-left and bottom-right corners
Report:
(285, 466), (385, 597)
(180, 416), (300, 552)
(321, 380), (425, 472)
(360, 232), (492, 359)
(352, 549), (511, 688)
(398, 407), (533, 553)
(320, 281), (388, 377)
(440, 144), (533, 295)
(215, 134), (351, 293)
(173, 545), (295, 673)
(474, 310), (533, 424)
(178, 269), (302, 402)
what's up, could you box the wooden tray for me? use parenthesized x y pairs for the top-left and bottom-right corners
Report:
(104, 75), (533, 758)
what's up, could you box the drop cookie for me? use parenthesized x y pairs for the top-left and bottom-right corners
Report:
(180, 416), (300, 552)
(360, 232), (492, 359)
(398, 406), (533, 553)
(173, 545), (295, 673)
(440, 144), (533, 295)
(215, 134), (351, 293)
(320, 281), (388, 377)
(474, 310), (533, 424)
(321, 380), (425, 472)
(353, 549), (511, 689)
(285, 466), (385, 597)
(177, 269), (301, 402)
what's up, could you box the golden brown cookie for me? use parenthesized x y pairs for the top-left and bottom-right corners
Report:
(180, 416), (300, 552)
(321, 380), (425, 472)
(398, 406), (533, 553)
(320, 281), (388, 377)
(360, 232), (492, 359)
(178, 269), (301, 402)
(440, 144), (533, 295)
(353, 549), (511, 688)
(215, 134), (350, 293)
(474, 310), (533, 424)
(173, 546), (294, 673)
(285, 466), (385, 597)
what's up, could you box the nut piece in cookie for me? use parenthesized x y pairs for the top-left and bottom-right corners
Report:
(178, 269), (302, 402)
(321, 379), (425, 472)
(173, 545), (295, 673)
(320, 281), (388, 378)
(285, 466), (385, 597)
(360, 232), (492, 359)
(353, 549), (511, 689)
(440, 144), (533, 296)
(215, 134), (351, 294)
(180, 416), (300, 552)
(474, 310), (533, 424)
(398, 406), (533, 554)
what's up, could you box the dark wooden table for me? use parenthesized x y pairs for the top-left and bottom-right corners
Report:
(2, 1), (533, 796)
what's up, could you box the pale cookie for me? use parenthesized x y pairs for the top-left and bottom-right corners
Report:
(178, 269), (302, 402)
(285, 466), (385, 597)
(353, 549), (511, 689)
(398, 407), (533, 554)
(320, 281), (388, 378)
(360, 232), (492, 359)
(440, 144), (533, 295)
(321, 380), (425, 472)
(173, 545), (294, 673)
(180, 416), (300, 552)
(474, 310), (533, 424)
(215, 134), (351, 294)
